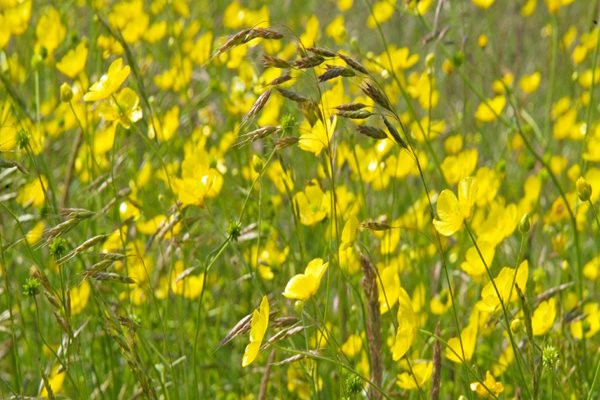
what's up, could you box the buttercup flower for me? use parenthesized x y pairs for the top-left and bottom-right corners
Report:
(84, 58), (131, 102)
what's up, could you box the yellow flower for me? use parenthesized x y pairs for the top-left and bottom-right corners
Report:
(570, 302), (600, 339)
(171, 261), (205, 299)
(56, 41), (88, 78)
(341, 334), (362, 357)
(0, 1), (32, 49)
(40, 366), (65, 398)
(108, 0), (149, 43)
(98, 87), (142, 128)
(470, 371), (504, 397)
(545, 0), (575, 13)
(70, 280), (91, 315)
(173, 145), (223, 207)
(326, 15), (346, 45)
(472, 0), (495, 9)
(16, 176), (48, 208)
(396, 360), (433, 390)
(299, 116), (336, 156)
(583, 255), (600, 280)
(531, 298), (556, 336)
(293, 181), (329, 226)
(283, 258), (328, 301)
(337, 0), (353, 11)
(441, 148), (478, 185)
(521, 0), (537, 16)
(83, 58), (131, 102)
(25, 221), (45, 245)
(340, 215), (359, 250)
(392, 287), (417, 360)
(35, 6), (65, 55)
(368, 0), (395, 29)
(519, 71), (541, 94)
(446, 310), (478, 363)
(478, 34), (489, 48)
(475, 95), (506, 122)
(242, 296), (269, 367)
(433, 176), (478, 236)
(378, 264), (401, 314)
(476, 260), (529, 313)
(0, 101), (18, 151)
(460, 241), (496, 280)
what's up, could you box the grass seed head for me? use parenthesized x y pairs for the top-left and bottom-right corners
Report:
(294, 55), (325, 69)
(338, 53), (368, 74)
(318, 65), (355, 82)
(361, 82), (392, 112)
(356, 125), (387, 140)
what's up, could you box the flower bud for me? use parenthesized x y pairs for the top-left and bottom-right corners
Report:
(510, 318), (522, 333)
(519, 213), (531, 233)
(576, 176), (592, 201)
(60, 83), (73, 103)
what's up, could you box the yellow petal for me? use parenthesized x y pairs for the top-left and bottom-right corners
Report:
(434, 190), (462, 236)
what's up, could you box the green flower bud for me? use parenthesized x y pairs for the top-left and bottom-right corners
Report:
(60, 82), (73, 103)
(576, 176), (592, 201)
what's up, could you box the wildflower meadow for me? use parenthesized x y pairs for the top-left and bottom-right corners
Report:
(1, 0), (600, 398)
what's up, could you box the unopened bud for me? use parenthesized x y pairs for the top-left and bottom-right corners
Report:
(519, 213), (531, 233)
(576, 177), (592, 201)
(60, 83), (73, 103)
(510, 318), (522, 333)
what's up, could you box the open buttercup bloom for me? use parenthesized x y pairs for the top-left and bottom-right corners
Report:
(83, 58), (131, 102)
(433, 176), (478, 236)
(283, 258), (328, 301)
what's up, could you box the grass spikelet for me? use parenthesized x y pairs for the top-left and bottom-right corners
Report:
(31, 268), (61, 309)
(361, 82), (393, 112)
(98, 252), (127, 261)
(220, 314), (253, 347)
(307, 47), (337, 57)
(249, 125), (281, 140)
(235, 125), (281, 147)
(317, 66), (355, 82)
(174, 266), (199, 283)
(244, 89), (272, 123)
(294, 55), (325, 69)
(275, 136), (299, 150)
(356, 125), (388, 140)
(335, 103), (368, 111)
(57, 234), (110, 264)
(266, 73), (292, 86)
(91, 272), (136, 284)
(262, 55), (292, 69)
(45, 218), (79, 241)
(247, 27), (283, 40)
(336, 109), (372, 119)
(263, 325), (304, 347)
(59, 208), (96, 219)
(382, 116), (408, 149)
(338, 53), (368, 74)
(215, 28), (252, 56)
(81, 259), (114, 279)
(272, 353), (309, 366)
(276, 88), (309, 103)
(216, 28), (283, 57)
